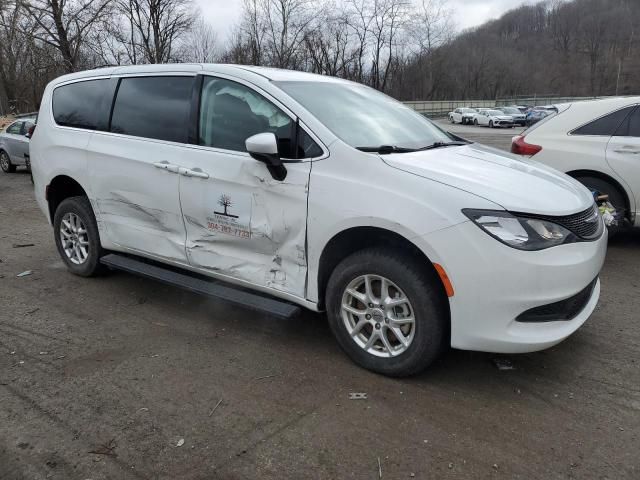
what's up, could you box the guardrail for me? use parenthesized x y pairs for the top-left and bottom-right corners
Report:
(404, 96), (603, 117)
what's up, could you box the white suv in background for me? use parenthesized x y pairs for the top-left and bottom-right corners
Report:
(512, 97), (640, 228)
(30, 64), (606, 376)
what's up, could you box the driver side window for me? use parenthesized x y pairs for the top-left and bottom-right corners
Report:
(199, 77), (294, 156)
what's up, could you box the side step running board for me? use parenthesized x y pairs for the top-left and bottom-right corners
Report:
(100, 254), (301, 319)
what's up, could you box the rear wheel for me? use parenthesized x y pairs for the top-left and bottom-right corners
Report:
(0, 151), (15, 173)
(574, 176), (626, 237)
(53, 196), (106, 276)
(326, 248), (446, 377)
(473, 118), (478, 126)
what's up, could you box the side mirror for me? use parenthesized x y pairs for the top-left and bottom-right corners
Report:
(246, 132), (287, 181)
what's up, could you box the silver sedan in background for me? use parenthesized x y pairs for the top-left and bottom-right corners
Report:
(0, 117), (35, 173)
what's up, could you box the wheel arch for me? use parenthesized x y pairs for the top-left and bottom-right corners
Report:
(47, 175), (88, 223)
(566, 169), (633, 219)
(316, 226), (451, 341)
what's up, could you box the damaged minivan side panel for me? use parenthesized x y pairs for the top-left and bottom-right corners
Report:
(179, 147), (311, 298)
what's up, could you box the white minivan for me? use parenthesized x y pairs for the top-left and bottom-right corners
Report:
(30, 64), (607, 376)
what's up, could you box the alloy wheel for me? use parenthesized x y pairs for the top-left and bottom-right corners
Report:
(341, 274), (416, 357)
(59, 212), (90, 265)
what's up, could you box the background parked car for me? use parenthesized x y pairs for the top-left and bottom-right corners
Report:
(525, 106), (557, 126)
(0, 117), (34, 173)
(473, 109), (514, 128)
(511, 97), (640, 230)
(449, 107), (478, 125)
(499, 106), (526, 126)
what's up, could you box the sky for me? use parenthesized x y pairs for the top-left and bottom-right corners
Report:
(195, 0), (541, 43)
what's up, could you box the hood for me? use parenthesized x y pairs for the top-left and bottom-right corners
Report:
(382, 143), (594, 216)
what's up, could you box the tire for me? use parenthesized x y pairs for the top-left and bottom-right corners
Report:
(449, 116), (454, 124)
(473, 118), (478, 126)
(326, 248), (447, 377)
(53, 196), (106, 277)
(489, 121), (494, 128)
(574, 176), (626, 238)
(0, 150), (15, 173)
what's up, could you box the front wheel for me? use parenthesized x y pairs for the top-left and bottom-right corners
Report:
(53, 196), (106, 277)
(326, 248), (447, 377)
(489, 120), (494, 128)
(0, 151), (15, 173)
(574, 176), (626, 238)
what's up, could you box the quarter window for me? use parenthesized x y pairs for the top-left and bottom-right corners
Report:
(53, 79), (108, 130)
(110, 76), (193, 143)
(572, 106), (634, 136)
(6, 122), (22, 134)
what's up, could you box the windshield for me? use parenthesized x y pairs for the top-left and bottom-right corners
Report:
(488, 110), (503, 116)
(275, 81), (453, 149)
(462, 108), (475, 113)
(502, 108), (519, 114)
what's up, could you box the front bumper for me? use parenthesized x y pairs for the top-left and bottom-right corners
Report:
(422, 221), (607, 353)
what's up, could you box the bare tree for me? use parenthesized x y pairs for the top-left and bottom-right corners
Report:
(181, 15), (219, 63)
(369, 0), (410, 91)
(118, 0), (194, 64)
(261, 0), (317, 68)
(304, 9), (356, 76)
(23, 0), (112, 72)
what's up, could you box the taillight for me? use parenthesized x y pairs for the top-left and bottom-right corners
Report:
(511, 135), (542, 156)
(26, 124), (36, 139)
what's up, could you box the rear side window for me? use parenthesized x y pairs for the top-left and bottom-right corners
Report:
(110, 76), (193, 143)
(613, 106), (640, 137)
(53, 79), (108, 129)
(571, 106), (634, 136)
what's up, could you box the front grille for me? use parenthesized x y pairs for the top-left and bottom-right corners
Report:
(527, 205), (603, 240)
(516, 278), (598, 323)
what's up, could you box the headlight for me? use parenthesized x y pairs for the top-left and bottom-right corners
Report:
(462, 209), (578, 250)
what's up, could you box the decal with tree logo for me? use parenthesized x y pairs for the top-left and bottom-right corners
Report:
(214, 194), (239, 218)
(206, 192), (251, 239)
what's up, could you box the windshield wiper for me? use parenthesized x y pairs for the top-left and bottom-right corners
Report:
(416, 140), (470, 151)
(356, 145), (418, 154)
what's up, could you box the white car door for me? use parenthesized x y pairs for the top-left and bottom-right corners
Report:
(477, 111), (489, 126)
(178, 75), (317, 298)
(87, 75), (194, 263)
(606, 106), (640, 218)
(452, 109), (462, 123)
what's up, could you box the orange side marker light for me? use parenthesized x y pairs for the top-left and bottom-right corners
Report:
(433, 263), (454, 297)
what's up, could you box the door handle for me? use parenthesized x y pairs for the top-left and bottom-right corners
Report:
(178, 167), (209, 179)
(153, 161), (180, 172)
(613, 146), (640, 154)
